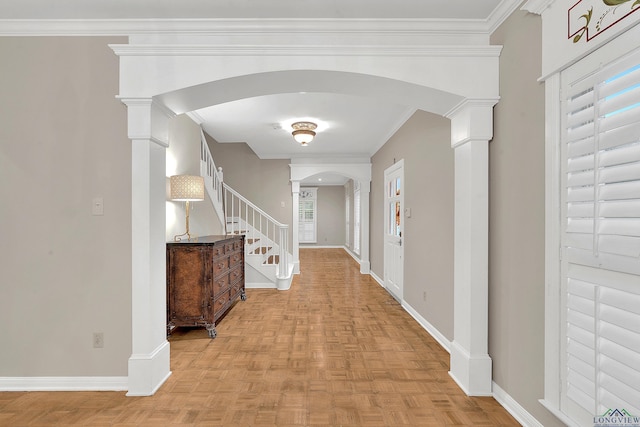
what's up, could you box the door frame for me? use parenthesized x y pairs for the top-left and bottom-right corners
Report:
(383, 159), (405, 301)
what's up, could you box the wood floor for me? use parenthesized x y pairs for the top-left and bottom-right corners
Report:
(0, 248), (519, 426)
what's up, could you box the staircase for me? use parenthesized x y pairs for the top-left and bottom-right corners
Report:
(199, 131), (294, 290)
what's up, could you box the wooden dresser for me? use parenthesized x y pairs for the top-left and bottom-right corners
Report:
(166, 235), (245, 338)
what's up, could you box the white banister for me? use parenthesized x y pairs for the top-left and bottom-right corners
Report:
(199, 130), (225, 230)
(224, 183), (290, 279)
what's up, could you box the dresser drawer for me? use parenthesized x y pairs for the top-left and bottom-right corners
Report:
(230, 281), (243, 300)
(229, 264), (243, 284)
(212, 274), (230, 296)
(211, 245), (225, 257)
(213, 256), (230, 277)
(212, 290), (231, 316)
(229, 251), (243, 268)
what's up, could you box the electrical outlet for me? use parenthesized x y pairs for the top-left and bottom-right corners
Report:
(93, 332), (104, 348)
(423, 291), (427, 301)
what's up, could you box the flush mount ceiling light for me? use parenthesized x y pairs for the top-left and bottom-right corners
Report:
(291, 121), (317, 146)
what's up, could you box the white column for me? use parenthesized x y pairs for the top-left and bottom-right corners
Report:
(291, 180), (300, 274)
(359, 181), (371, 274)
(122, 98), (174, 396)
(446, 99), (496, 396)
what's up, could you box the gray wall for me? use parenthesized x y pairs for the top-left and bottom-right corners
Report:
(370, 110), (454, 340)
(300, 185), (346, 247)
(490, 9), (563, 427)
(206, 136), (292, 229)
(0, 37), (131, 376)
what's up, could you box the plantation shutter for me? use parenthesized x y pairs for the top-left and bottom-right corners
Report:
(299, 188), (317, 243)
(561, 50), (640, 424)
(353, 182), (361, 255)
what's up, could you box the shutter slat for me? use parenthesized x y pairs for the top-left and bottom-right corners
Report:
(569, 170), (596, 187)
(599, 64), (640, 99)
(567, 186), (594, 202)
(600, 338), (640, 372)
(568, 104), (595, 128)
(599, 143), (640, 168)
(599, 180), (640, 201)
(599, 121), (640, 151)
(600, 286), (640, 316)
(600, 355), (640, 409)
(568, 137), (595, 158)
(567, 218), (593, 233)
(598, 234), (640, 257)
(599, 104), (640, 134)
(600, 200), (640, 218)
(599, 161), (640, 184)
(599, 85), (640, 117)
(568, 201), (594, 217)
(600, 323), (640, 354)
(598, 218), (640, 237)
(565, 233), (593, 251)
(568, 85), (595, 110)
(568, 154), (594, 172)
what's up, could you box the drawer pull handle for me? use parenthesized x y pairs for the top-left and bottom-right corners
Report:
(218, 263), (224, 269)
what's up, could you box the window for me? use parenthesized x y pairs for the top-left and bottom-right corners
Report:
(345, 183), (350, 247)
(557, 47), (640, 425)
(353, 182), (361, 255)
(299, 188), (317, 243)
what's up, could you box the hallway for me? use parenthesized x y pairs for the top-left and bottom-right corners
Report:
(0, 249), (519, 426)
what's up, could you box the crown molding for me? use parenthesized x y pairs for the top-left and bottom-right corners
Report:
(486, 0), (528, 34)
(0, 17), (498, 37)
(109, 44), (503, 57)
(521, 0), (553, 15)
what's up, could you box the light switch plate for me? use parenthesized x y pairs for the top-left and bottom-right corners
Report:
(92, 197), (104, 216)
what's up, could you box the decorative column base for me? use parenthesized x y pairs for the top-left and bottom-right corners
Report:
(126, 341), (171, 396)
(449, 340), (493, 396)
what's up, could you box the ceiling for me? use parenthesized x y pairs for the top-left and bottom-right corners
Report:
(1, 1), (503, 20)
(1, 0), (506, 185)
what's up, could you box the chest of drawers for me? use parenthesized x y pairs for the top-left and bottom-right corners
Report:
(166, 235), (245, 338)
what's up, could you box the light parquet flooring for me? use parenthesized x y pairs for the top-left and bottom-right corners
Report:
(0, 248), (520, 426)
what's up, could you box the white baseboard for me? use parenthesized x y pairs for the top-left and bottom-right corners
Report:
(0, 376), (128, 392)
(369, 270), (384, 287)
(402, 301), (451, 353)
(493, 382), (544, 427)
(342, 246), (361, 264)
(245, 282), (276, 289)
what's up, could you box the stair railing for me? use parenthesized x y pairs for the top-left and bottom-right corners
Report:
(199, 130), (226, 231)
(224, 184), (289, 279)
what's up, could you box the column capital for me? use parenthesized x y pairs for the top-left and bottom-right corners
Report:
(118, 97), (175, 147)
(291, 180), (300, 193)
(446, 98), (499, 148)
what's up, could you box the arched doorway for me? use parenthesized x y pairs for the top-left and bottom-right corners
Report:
(112, 33), (498, 397)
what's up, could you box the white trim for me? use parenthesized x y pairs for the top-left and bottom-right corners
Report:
(245, 282), (276, 289)
(0, 18), (500, 37)
(0, 376), (128, 392)
(521, 0), (553, 15)
(539, 399), (583, 427)
(492, 382), (545, 427)
(402, 302), (451, 353)
(487, 0), (530, 34)
(342, 245), (361, 265)
(370, 270), (384, 287)
(110, 44), (503, 57)
(543, 71), (563, 412)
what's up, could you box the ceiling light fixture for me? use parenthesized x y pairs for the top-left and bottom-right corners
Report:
(291, 121), (317, 146)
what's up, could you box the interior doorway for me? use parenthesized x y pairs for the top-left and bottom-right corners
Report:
(383, 160), (404, 301)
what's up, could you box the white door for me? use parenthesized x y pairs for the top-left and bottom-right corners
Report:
(384, 160), (404, 301)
